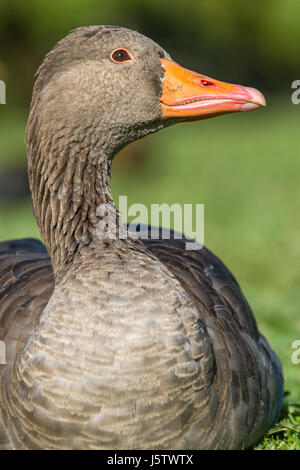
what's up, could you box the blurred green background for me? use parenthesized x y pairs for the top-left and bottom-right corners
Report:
(0, 0), (299, 404)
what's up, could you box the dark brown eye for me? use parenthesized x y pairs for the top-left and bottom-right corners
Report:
(110, 48), (133, 63)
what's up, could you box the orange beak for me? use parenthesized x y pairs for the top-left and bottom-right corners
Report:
(159, 58), (266, 120)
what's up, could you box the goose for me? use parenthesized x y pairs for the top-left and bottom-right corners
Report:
(0, 25), (283, 450)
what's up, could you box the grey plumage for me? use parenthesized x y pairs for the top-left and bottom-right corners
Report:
(0, 26), (283, 449)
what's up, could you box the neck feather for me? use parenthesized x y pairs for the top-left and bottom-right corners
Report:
(27, 119), (120, 273)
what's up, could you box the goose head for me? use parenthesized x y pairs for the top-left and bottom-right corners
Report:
(27, 25), (265, 269)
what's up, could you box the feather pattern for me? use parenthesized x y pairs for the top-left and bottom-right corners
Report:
(0, 234), (283, 449)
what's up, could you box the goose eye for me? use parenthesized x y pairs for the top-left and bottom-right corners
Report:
(111, 48), (133, 63)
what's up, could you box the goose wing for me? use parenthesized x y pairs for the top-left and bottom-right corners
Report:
(141, 229), (283, 447)
(0, 239), (53, 366)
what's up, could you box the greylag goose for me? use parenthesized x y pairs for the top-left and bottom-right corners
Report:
(0, 26), (283, 450)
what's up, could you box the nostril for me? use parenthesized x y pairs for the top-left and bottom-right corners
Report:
(200, 79), (215, 87)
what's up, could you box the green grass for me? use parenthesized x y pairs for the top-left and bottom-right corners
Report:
(255, 399), (300, 450)
(0, 95), (299, 449)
